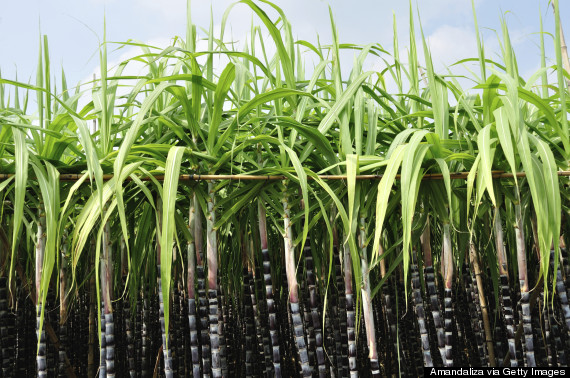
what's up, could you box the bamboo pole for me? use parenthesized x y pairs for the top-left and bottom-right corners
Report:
(0, 170), (568, 182)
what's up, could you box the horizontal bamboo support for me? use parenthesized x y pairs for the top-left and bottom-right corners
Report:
(0, 170), (569, 182)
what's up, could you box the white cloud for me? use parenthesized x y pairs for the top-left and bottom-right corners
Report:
(426, 25), (478, 69)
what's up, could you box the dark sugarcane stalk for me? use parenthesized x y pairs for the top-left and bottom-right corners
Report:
(115, 292), (124, 376)
(88, 279), (97, 377)
(99, 305), (106, 378)
(188, 193), (201, 377)
(99, 245), (107, 378)
(135, 294), (141, 376)
(156, 197), (174, 377)
(195, 191), (211, 377)
(551, 302), (567, 366)
(469, 241), (496, 366)
(331, 229), (346, 377)
(358, 214), (380, 376)
(218, 282), (228, 377)
(455, 268), (473, 366)
(411, 247), (433, 367)
(552, 248), (570, 334)
(442, 223), (454, 367)
(172, 281), (182, 375)
(258, 201), (282, 377)
(244, 267), (255, 377)
(118, 236), (135, 378)
(206, 181), (222, 378)
(179, 282), (188, 376)
(7, 285), (15, 377)
(141, 295), (149, 377)
(379, 295), (392, 374)
(514, 201), (535, 366)
(470, 267), (488, 364)
(421, 219), (445, 364)
(197, 265), (211, 377)
(301, 277), (315, 373)
(343, 238), (357, 377)
(227, 293), (238, 374)
(102, 216), (116, 377)
(36, 205), (48, 378)
(58, 237), (68, 378)
(124, 284), (135, 377)
(47, 293), (56, 377)
(88, 238), (97, 378)
(395, 270), (413, 376)
(304, 236), (326, 377)
(0, 275), (13, 377)
(542, 291), (554, 367)
(253, 254), (272, 376)
(249, 267), (265, 375)
(452, 277), (466, 366)
(552, 248), (570, 348)
(550, 236), (570, 366)
(281, 181), (311, 377)
(463, 259), (485, 365)
(15, 284), (28, 376)
(158, 267), (173, 377)
(240, 231), (257, 376)
(379, 244), (402, 373)
(495, 208), (517, 367)
(372, 286), (387, 375)
(151, 288), (161, 377)
(323, 312), (334, 377)
(279, 267), (295, 377)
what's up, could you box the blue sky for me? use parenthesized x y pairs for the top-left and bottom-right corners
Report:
(0, 0), (566, 97)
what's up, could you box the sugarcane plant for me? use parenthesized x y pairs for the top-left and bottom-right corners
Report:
(0, 0), (569, 375)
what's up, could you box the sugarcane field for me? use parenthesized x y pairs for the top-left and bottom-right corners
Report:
(0, 0), (570, 376)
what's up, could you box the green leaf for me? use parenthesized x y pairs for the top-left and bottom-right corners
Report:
(208, 63), (235, 153)
(160, 146), (187, 349)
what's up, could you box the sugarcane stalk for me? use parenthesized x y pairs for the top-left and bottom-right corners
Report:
(188, 193), (201, 377)
(141, 294), (149, 376)
(421, 218), (445, 365)
(331, 226), (346, 377)
(197, 264), (211, 377)
(88, 284), (96, 377)
(495, 208), (517, 367)
(118, 236), (135, 378)
(258, 201), (282, 377)
(206, 181), (222, 378)
(250, 268), (265, 376)
(282, 181), (311, 376)
(379, 242), (402, 373)
(304, 236), (326, 377)
(58, 235), (68, 378)
(99, 307), (106, 377)
(36, 205), (47, 378)
(243, 266), (255, 377)
(411, 246), (432, 367)
(514, 200), (535, 366)
(358, 214), (380, 376)
(156, 197), (174, 377)
(102, 215), (115, 378)
(466, 259), (487, 365)
(0, 275), (13, 377)
(540, 289), (554, 367)
(343, 238), (358, 377)
(218, 281), (228, 377)
(194, 189), (211, 377)
(469, 241), (496, 366)
(442, 222), (454, 367)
